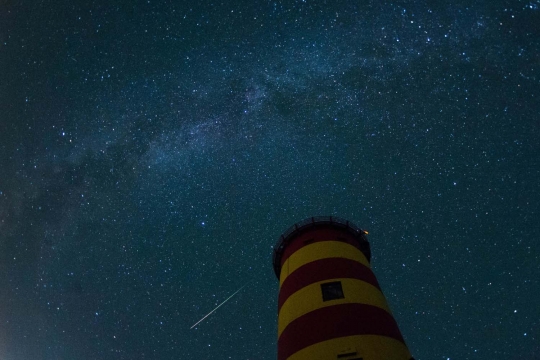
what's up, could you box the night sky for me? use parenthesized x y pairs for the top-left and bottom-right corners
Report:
(1, 1), (539, 359)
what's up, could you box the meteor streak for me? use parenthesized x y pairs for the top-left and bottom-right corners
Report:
(190, 282), (250, 329)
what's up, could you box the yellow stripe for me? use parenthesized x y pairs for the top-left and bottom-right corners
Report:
(287, 334), (412, 360)
(278, 278), (391, 338)
(279, 241), (369, 287)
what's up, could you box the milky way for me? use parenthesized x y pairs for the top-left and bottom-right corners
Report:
(1, 1), (539, 359)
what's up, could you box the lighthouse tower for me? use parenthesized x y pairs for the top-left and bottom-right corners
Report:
(273, 216), (413, 360)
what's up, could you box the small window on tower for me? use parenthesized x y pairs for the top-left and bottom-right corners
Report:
(321, 281), (344, 301)
(337, 351), (359, 358)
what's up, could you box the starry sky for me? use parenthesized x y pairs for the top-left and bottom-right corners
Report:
(1, 0), (539, 359)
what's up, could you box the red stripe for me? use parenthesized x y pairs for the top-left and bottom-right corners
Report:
(278, 258), (380, 311)
(278, 303), (405, 360)
(280, 229), (366, 268)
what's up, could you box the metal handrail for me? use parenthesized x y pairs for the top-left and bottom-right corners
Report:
(272, 216), (369, 278)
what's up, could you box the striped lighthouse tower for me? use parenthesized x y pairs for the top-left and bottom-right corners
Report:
(273, 216), (413, 360)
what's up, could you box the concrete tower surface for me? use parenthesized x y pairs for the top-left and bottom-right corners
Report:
(273, 216), (413, 360)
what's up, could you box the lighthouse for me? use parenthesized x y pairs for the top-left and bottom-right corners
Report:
(273, 216), (413, 360)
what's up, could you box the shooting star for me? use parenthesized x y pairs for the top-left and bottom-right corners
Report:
(190, 282), (250, 329)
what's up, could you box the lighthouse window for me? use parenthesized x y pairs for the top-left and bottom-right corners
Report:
(337, 351), (359, 358)
(321, 281), (344, 301)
